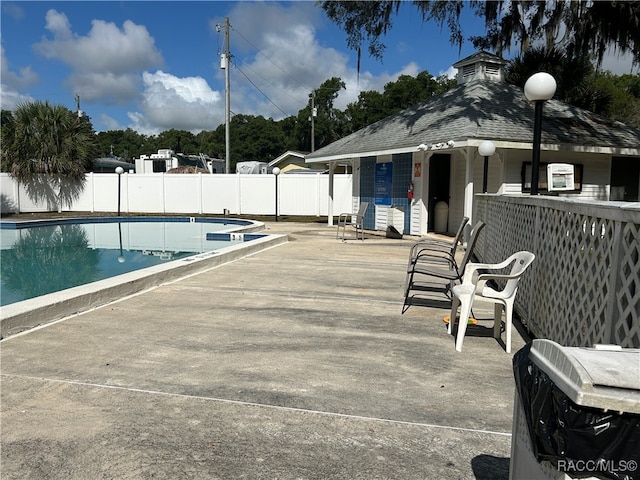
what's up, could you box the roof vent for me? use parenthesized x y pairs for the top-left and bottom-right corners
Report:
(462, 64), (476, 79)
(452, 51), (508, 85)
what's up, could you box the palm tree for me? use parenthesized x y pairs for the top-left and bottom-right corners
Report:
(1, 100), (98, 211)
(504, 47), (612, 114)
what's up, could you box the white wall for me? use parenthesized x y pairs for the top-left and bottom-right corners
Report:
(0, 173), (353, 217)
(501, 150), (611, 200)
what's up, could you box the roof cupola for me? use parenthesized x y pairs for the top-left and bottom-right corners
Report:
(452, 51), (508, 85)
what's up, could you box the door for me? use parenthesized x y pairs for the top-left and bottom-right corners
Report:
(428, 154), (451, 231)
(611, 157), (640, 201)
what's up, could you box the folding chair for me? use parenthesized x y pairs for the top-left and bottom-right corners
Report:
(336, 202), (368, 241)
(403, 221), (485, 311)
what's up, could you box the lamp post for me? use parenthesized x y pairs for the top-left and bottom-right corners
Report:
(478, 140), (496, 194)
(272, 167), (280, 222)
(524, 72), (556, 195)
(115, 166), (124, 216)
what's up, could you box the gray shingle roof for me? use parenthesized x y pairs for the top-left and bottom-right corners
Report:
(306, 79), (640, 161)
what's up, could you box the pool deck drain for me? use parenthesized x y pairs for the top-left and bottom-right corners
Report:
(1, 221), (523, 479)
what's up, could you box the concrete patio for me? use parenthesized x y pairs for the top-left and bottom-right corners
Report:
(0, 221), (527, 479)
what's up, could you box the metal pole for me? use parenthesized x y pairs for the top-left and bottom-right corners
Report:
(531, 100), (543, 195)
(117, 174), (122, 216)
(274, 174), (279, 222)
(115, 167), (124, 216)
(224, 17), (231, 174)
(482, 155), (489, 193)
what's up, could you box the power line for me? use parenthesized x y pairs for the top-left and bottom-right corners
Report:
(230, 25), (314, 95)
(236, 60), (302, 106)
(233, 62), (290, 117)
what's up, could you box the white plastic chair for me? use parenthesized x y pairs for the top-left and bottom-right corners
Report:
(336, 202), (368, 240)
(449, 251), (535, 353)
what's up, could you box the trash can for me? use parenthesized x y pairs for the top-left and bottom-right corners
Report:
(434, 201), (448, 233)
(510, 339), (640, 480)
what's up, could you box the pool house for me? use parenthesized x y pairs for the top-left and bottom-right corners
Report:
(304, 51), (640, 237)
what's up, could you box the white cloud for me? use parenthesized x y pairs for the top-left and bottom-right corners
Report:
(33, 9), (163, 103)
(439, 66), (457, 79)
(9, 3), (430, 133)
(97, 113), (121, 132)
(217, 2), (423, 121)
(2, 3), (25, 21)
(0, 86), (34, 111)
(127, 70), (221, 135)
(0, 43), (37, 110)
(66, 72), (141, 103)
(336, 62), (422, 111)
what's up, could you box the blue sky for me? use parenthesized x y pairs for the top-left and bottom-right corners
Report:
(2, 1), (636, 136)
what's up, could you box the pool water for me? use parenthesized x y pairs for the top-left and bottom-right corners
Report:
(0, 218), (250, 306)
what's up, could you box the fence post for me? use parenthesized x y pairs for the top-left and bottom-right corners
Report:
(527, 200), (542, 337)
(88, 172), (95, 213)
(162, 173), (166, 214)
(604, 218), (623, 345)
(317, 172), (322, 217)
(197, 173), (203, 215)
(236, 174), (242, 215)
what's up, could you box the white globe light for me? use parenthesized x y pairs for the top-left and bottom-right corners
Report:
(115, 166), (124, 174)
(478, 140), (496, 157)
(524, 72), (557, 101)
(272, 167), (281, 175)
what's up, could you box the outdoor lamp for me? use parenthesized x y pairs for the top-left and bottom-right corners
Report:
(115, 166), (124, 216)
(272, 167), (281, 222)
(524, 72), (556, 195)
(478, 140), (496, 194)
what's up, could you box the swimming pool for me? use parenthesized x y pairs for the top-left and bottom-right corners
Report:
(0, 217), (287, 338)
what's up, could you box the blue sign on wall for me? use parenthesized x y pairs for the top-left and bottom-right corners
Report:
(375, 162), (393, 206)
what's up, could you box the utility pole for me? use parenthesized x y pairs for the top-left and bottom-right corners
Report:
(75, 94), (83, 118)
(309, 90), (316, 152)
(220, 17), (231, 174)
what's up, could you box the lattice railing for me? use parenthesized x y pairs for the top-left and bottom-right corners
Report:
(475, 195), (640, 348)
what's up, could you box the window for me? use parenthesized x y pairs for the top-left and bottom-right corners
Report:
(521, 162), (583, 193)
(152, 160), (167, 173)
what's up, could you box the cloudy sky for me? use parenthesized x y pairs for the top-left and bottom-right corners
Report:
(2, 1), (637, 136)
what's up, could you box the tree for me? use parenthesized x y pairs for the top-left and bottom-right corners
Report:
(212, 114), (288, 170)
(155, 129), (198, 154)
(505, 48), (607, 110)
(194, 129), (224, 159)
(294, 77), (346, 151)
(1, 101), (98, 210)
(96, 128), (150, 162)
(321, 1), (640, 70)
(2, 101), (97, 179)
(344, 70), (456, 132)
(504, 48), (640, 129)
(313, 77), (347, 148)
(593, 73), (640, 129)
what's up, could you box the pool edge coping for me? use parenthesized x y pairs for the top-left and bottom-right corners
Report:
(0, 218), (286, 339)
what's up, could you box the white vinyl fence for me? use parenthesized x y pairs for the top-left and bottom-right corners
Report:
(0, 172), (353, 217)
